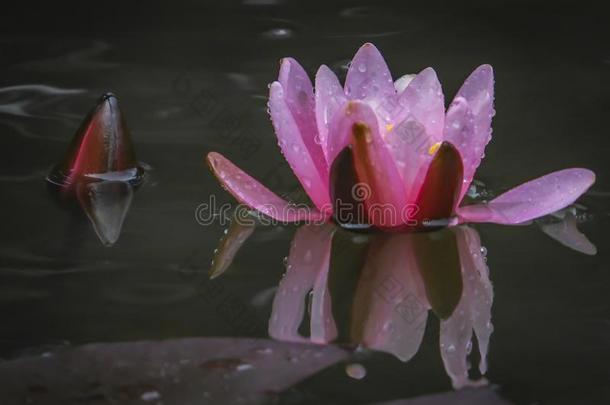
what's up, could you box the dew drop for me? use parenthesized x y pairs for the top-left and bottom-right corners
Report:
(304, 249), (312, 262)
(236, 363), (253, 372)
(345, 363), (367, 380)
(141, 391), (161, 402)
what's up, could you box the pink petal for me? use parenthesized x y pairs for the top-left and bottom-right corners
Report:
(207, 152), (327, 223)
(394, 67), (445, 142)
(344, 43), (395, 103)
(269, 81), (330, 211)
(278, 59), (326, 174)
(444, 97), (477, 202)
(326, 101), (409, 227)
(447, 65), (494, 201)
(386, 68), (444, 202)
(314, 65), (347, 163)
(457, 168), (595, 225)
(413, 141), (464, 224)
(326, 100), (375, 164)
(268, 224), (336, 344)
(384, 116), (432, 202)
(353, 234), (429, 361)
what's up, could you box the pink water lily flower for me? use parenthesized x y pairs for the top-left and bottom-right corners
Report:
(207, 43), (595, 230)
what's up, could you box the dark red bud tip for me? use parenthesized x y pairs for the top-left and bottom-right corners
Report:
(413, 141), (463, 228)
(100, 92), (117, 101)
(47, 93), (145, 189)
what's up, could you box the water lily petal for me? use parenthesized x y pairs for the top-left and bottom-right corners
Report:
(315, 65), (347, 163)
(268, 224), (336, 343)
(394, 67), (445, 142)
(448, 65), (494, 201)
(329, 146), (369, 226)
(444, 97), (478, 203)
(457, 168), (595, 224)
(207, 152), (327, 223)
(326, 100), (373, 163)
(327, 101), (409, 228)
(413, 142), (464, 225)
(385, 116), (433, 203)
(344, 43), (395, 103)
(269, 81), (330, 211)
(278, 58), (327, 174)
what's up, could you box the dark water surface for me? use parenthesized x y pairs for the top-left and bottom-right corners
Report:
(0, 1), (608, 404)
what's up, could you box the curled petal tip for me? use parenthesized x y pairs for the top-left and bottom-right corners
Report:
(278, 57), (291, 78)
(578, 168), (596, 186)
(471, 64), (494, 80)
(346, 42), (394, 101)
(420, 66), (438, 76)
(268, 80), (282, 95)
(206, 151), (220, 169)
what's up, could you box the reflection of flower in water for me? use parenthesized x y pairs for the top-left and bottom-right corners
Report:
(209, 203), (596, 389)
(268, 224), (492, 389)
(212, 220), (496, 389)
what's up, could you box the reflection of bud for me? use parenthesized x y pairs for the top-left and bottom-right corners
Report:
(76, 180), (133, 246)
(351, 182), (371, 202)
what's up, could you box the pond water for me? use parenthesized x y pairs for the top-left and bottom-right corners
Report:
(0, 1), (608, 404)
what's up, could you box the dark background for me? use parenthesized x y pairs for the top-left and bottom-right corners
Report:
(0, 1), (608, 404)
